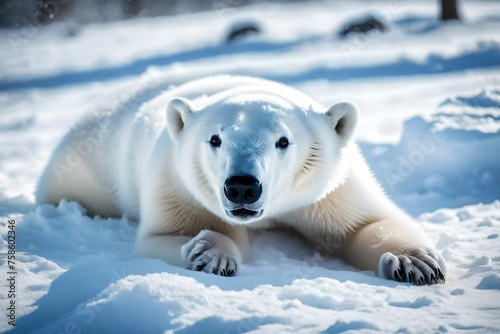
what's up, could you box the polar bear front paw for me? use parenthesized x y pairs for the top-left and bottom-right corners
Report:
(379, 248), (446, 285)
(181, 230), (241, 277)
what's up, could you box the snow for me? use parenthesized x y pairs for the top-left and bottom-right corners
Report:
(1, 0), (499, 333)
(2, 201), (500, 333)
(362, 87), (500, 215)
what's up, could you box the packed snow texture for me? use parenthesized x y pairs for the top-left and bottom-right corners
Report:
(0, 0), (499, 333)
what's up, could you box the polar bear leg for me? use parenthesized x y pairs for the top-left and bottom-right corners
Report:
(342, 219), (446, 285)
(137, 229), (249, 277)
(136, 234), (193, 268)
(36, 146), (121, 217)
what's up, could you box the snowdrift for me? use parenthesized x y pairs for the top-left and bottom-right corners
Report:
(362, 88), (500, 215)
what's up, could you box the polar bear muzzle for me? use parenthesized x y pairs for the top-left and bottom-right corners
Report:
(223, 174), (263, 220)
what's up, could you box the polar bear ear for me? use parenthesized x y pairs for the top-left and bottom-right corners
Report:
(166, 97), (197, 140)
(325, 101), (359, 145)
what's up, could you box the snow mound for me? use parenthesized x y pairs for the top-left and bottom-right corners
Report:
(17, 200), (137, 266)
(476, 274), (500, 290)
(440, 88), (500, 111)
(435, 88), (500, 133)
(362, 88), (500, 215)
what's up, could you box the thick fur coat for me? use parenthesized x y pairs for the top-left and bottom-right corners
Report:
(37, 75), (446, 285)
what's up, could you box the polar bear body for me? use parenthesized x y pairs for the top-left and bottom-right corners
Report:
(37, 75), (446, 284)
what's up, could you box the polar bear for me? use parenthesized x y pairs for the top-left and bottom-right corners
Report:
(36, 74), (446, 285)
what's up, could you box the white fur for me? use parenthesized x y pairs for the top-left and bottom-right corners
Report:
(36, 75), (446, 284)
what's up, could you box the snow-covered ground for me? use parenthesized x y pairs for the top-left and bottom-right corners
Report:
(0, 1), (499, 332)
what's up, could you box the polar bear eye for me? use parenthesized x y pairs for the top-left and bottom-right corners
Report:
(209, 135), (222, 147)
(276, 137), (289, 149)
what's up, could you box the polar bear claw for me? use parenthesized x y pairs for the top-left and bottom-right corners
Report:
(379, 248), (446, 285)
(181, 230), (241, 276)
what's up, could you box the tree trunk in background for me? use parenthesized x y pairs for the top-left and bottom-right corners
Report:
(440, 0), (460, 21)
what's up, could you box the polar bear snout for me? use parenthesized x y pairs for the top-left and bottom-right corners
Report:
(223, 174), (264, 221)
(224, 175), (262, 204)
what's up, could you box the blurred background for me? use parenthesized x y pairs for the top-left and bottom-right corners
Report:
(0, 0), (461, 27)
(0, 0), (264, 27)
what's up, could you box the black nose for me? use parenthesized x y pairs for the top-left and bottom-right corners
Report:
(224, 175), (262, 204)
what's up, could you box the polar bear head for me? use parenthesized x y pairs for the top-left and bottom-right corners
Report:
(166, 87), (359, 225)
